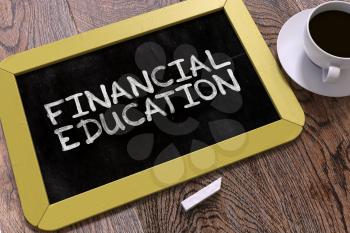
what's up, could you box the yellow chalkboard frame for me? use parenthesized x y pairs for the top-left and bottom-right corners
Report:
(0, 0), (304, 230)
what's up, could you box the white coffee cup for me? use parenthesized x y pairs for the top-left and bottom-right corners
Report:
(304, 1), (350, 83)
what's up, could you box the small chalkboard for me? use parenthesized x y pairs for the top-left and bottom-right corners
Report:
(0, 0), (304, 230)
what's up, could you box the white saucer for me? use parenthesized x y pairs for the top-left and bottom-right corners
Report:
(277, 9), (350, 97)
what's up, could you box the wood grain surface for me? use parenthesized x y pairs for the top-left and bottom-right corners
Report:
(0, 0), (349, 232)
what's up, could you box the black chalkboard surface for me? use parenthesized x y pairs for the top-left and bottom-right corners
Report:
(16, 10), (279, 204)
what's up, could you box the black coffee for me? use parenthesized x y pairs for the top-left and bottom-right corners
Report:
(309, 10), (350, 58)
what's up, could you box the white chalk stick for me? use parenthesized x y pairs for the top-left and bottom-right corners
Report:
(181, 177), (222, 211)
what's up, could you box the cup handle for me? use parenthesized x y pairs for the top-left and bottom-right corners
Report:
(322, 65), (341, 83)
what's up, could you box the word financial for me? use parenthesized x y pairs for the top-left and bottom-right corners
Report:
(44, 50), (241, 151)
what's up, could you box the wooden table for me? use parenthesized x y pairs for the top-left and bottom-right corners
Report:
(0, 0), (349, 232)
